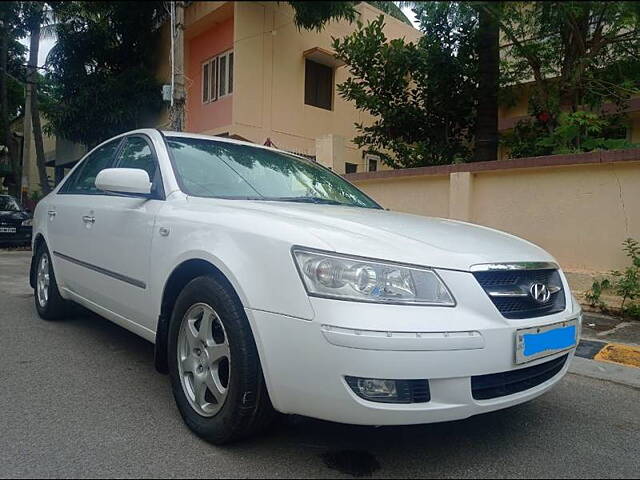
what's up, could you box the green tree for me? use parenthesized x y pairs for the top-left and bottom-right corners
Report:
(367, 2), (413, 26)
(494, 1), (640, 130)
(44, 1), (165, 148)
(0, 2), (27, 195)
(333, 5), (478, 167)
(288, 1), (412, 30)
(292, 1), (499, 167)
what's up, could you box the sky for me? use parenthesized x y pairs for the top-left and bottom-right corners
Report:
(21, 5), (420, 70)
(401, 5), (421, 29)
(19, 36), (56, 69)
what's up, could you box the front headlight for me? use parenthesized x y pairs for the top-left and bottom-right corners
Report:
(21, 219), (33, 227)
(292, 247), (455, 306)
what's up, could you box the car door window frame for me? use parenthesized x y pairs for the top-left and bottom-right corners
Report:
(113, 134), (166, 201)
(58, 137), (125, 195)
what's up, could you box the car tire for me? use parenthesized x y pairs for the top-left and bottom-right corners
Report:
(168, 275), (276, 444)
(33, 244), (68, 320)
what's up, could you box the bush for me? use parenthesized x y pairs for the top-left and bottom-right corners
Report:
(503, 111), (636, 158)
(586, 238), (640, 320)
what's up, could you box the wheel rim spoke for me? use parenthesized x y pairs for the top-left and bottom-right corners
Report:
(184, 319), (200, 351)
(206, 342), (230, 364)
(180, 355), (197, 374)
(194, 374), (209, 407)
(198, 308), (215, 343)
(205, 370), (225, 404)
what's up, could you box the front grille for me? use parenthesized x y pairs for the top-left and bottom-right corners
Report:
(471, 353), (568, 400)
(473, 269), (566, 319)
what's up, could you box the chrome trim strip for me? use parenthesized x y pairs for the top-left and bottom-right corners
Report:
(470, 262), (559, 272)
(487, 285), (562, 298)
(487, 289), (529, 297)
(53, 251), (146, 289)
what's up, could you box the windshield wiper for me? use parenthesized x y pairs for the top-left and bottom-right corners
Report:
(262, 196), (348, 206)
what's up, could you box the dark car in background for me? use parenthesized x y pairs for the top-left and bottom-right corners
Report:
(0, 195), (32, 247)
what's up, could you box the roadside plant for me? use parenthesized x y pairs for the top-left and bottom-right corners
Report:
(586, 238), (640, 319)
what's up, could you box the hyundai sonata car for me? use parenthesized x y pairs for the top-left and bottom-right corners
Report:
(30, 129), (581, 444)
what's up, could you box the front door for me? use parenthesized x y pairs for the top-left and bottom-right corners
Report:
(84, 135), (165, 331)
(47, 137), (123, 299)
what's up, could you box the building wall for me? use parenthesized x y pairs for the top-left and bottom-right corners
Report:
(179, 1), (420, 172)
(346, 150), (640, 273)
(358, 175), (450, 218)
(186, 16), (234, 133)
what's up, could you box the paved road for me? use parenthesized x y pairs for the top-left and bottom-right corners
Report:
(1, 250), (639, 478)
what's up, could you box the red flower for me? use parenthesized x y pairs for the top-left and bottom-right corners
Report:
(537, 112), (551, 123)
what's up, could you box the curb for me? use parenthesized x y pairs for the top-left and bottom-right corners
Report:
(569, 356), (640, 389)
(575, 339), (640, 369)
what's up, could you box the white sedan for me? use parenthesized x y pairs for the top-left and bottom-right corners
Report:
(31, 129), (581, 443)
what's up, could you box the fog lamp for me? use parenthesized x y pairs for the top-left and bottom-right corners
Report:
(345, 376), (431, 404)
(357, 378), (397, 399)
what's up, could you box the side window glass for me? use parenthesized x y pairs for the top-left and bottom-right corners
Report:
(117, 136), (157, 182)
(61, 139), (121, 194)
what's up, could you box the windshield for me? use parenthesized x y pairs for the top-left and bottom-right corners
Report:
(0, 196), (21, 212)
(166, 137), (381, 209)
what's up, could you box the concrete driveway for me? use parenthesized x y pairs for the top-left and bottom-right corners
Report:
(1, 250), (639, 478)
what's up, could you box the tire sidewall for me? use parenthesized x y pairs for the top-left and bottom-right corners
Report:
(168, 276), (260, 442)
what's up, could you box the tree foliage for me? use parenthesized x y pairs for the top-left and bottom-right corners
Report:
(0, 1), (28, 194)
(494, 1), (640, 126)
(333, 5), (478, 167)
(288, 1), (358, 31)
(0, 2), (27, 124)
(288, 1), (412, 31)
(44, 1), (165, 147)
(330, 1), (640, 167)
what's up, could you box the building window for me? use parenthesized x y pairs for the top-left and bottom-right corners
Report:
(365, 154), (379, 172)
(202, 50), (233, 104)
(345, 162), (358, 174)
(305, 59), (333, 110)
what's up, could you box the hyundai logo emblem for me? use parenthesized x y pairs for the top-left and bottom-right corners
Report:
(530, 283), (551, 303)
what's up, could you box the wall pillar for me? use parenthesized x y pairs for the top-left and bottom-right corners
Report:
(315, 134), (345, 172)
(449, 171), (473, 221)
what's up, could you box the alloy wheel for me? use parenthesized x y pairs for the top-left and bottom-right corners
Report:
(36, 253), (50, 308)
(177, 303), (231, 417)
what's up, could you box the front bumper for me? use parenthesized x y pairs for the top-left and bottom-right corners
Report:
(0, 226), (32, 246)
(246, 268), (581, 426)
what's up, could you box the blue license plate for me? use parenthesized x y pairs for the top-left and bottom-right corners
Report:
(522, 325), (577, 357)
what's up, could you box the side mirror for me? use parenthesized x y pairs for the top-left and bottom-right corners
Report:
(95, 168), (151, 196)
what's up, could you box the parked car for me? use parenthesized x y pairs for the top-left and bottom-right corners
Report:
(30, 129), (582, 444)
(0, 194), (32, 247)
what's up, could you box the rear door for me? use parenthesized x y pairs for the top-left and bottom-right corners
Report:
(47, 138), (123, 298)
(83, 134), (165, 330)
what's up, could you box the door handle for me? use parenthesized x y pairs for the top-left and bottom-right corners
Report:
(47, 210), (56, 217)
(82, 215), (96, 224)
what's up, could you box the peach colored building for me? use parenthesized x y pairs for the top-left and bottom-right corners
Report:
(156, 1), (421, 174)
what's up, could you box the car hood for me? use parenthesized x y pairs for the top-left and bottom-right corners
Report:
(0, 210), (29, 224)
(191, 198), (557, 272)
